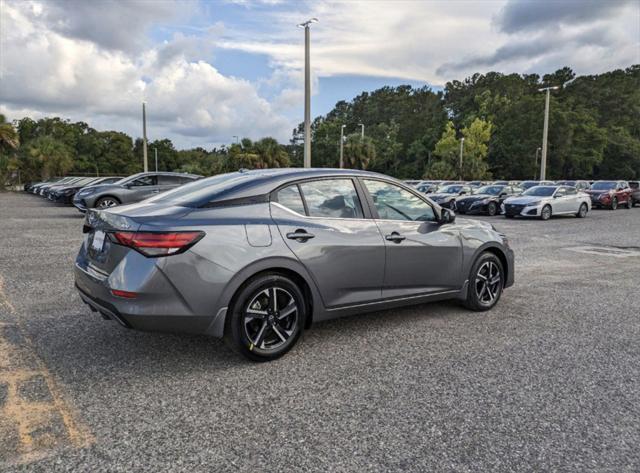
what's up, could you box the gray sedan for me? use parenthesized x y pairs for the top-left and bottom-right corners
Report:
(75, 169), (515, 361)
(72, 171), (201, 212)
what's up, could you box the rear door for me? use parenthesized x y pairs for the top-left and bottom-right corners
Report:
(271, 178), (385, 308)
(157, 175), (184, 194)
(360, 179), (463, 299)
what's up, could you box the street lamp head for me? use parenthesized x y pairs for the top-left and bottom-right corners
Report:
(297, 18), (319, 28)
(341, 124), (346, 129)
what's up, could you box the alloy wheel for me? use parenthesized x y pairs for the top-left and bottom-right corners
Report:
(97, 198), (118, 209)
(475, 261), (501, 305)
(541, 205), (551, 220)
(243, 286), (298, 352)
(578, 204), (587, 218)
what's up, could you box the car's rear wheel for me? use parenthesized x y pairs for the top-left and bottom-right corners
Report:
(96, 196), (120, 209)
(487, 202), (498, 216)
(463, 252), (504, 311)
(610, 197), (618, 210)
(540, 205), (552, 220)
(226, 273), (305, 362)
(625, 198), (632, 209)
(576, 203), (588, 218)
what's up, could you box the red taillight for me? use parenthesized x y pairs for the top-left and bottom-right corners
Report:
(111, 231), (205, 257)
(111, 289), (138, 299)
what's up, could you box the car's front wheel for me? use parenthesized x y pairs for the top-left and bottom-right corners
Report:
(576, 203), (588, 218)
(226, 273), (305, 362)
(610, 197), (618, 210)
(463, 252), (504, 311)
(95, 196), (120, 209)
(625, 198), (632, 209)
(540, 204), (552, 220)
(487, 202), (498, 216)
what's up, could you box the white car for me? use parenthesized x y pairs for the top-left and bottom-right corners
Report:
(501, 185), (591, 220)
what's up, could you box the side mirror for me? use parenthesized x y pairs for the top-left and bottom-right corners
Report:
(499, 193), (507, 197)
(440, 208), (456, 224)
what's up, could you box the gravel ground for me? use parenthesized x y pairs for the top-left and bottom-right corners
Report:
(0, 192), (639, 472)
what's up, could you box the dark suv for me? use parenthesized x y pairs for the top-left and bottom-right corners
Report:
(586, 180), (633, 210)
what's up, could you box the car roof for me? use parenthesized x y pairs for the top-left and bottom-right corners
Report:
(156, 168), (401, 206)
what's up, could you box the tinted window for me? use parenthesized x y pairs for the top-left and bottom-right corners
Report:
(565, 187), (577, 195)
(363, 180), (436, 222)
(591, 181), (616, 190)
(299, 179), (364, 219)
(158, 175), (183, 185)
(474, 185), (504, 195)
(555, 188), (567, 197)
(275, 185), (306, 215)
(630, 182), (639, 189)
(131, 176), (157, 186)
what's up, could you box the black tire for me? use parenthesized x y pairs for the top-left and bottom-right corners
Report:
(625, 198), (632, 209)
(610, 198), (617, 210)
(225, 273), (305, 362)
(540, 204), (552, 221)
(463, 252), (504, 311)
(576, 203), (588, 218)
(95, 196), (121, 209)
(487, 201), (498, 216)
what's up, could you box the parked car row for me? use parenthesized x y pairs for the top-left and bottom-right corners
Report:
(25, 172), (202, 212)
(404, 179), (639, 219)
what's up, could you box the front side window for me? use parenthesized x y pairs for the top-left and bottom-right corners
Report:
(298, 179), (364, 219)
(275, 185), (306, 215)
(131, 176), (157, 186)
(363, 180), (436, 222)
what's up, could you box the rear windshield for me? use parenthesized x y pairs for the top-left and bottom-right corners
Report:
(523, 186), (556, 197)
(591, 181), (616, 190)
(145, 173), (249, 205)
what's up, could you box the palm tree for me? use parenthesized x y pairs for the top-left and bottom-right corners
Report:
(0, 115), (19, 151)
(28, 136), (74, 178)
(343, 134), (375, 170)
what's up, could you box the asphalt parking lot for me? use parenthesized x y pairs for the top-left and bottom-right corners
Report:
(1, 192), (639, 472)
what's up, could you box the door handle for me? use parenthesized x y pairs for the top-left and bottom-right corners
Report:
(286, 229), (315, 242)
(385, 232), (406, 243)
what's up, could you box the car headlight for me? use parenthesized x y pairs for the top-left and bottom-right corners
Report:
(64, 188), (77, 195)
(526, 200), (541, 206)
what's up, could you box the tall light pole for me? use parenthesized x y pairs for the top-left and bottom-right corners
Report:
(459, 137), (465, 181)
(154, 147), (158, 172)
(233, 135), (239, 145)
(142, 102), (148, 172)
(538, 85), (560, 180)
(339, 124), (346, 168)
(297, 17), (318, 168)
(359, 123), (365, 140)
(534, 147), (541, 180)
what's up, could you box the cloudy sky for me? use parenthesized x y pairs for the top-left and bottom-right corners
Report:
(1, 0), (638, 148)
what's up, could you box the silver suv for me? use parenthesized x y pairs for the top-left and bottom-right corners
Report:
(72, 172), (201, 212)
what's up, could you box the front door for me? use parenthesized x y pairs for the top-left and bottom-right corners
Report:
(126, 175), (160, 202)
(271, 178), (385, 308)
(361, 179), (463, 299)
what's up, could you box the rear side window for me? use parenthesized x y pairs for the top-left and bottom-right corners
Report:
(158, 175), (183, 185)
(299, 179), (364, 219)
(630, 182), (639, 189)
(275, 185), (306, 215)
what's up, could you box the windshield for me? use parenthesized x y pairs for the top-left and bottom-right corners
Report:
(556, 181), (576, 186)
(146, 172), (249, 204)
(439, 185), (463, 194)
(590, 181), (616, 190)
(523, 186), (556, 197)
(474, 185), (503, 196)
(520, 181), (539, 189)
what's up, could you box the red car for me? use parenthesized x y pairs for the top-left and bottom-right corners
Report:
(630, 181), (639, 207)
(586, 180), (633, 210)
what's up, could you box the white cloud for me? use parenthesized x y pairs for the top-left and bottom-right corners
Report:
(0, 0), (293, 147)
(219, 0), (639, 85)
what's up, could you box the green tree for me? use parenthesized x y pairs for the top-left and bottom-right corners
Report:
(27, 136), (74, 179)
(343, 134), (376, 169)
